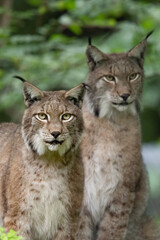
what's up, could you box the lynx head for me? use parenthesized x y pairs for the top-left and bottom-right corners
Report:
(85, 32), (152, 119)
(16, 77), (86, 156)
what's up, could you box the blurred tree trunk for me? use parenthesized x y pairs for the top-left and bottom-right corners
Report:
(0, 0), (13, 27)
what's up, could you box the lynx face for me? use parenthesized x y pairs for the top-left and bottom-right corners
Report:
(85, 36), (148, 118)
(20, 80), (85, 156)
(87, 54), (143, 117)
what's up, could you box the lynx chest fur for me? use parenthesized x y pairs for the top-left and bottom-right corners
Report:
(82, 111), (141, 225)
(0, 78), (86, 240)
(23, 151), (71, 240)
(76, 33), (160, 240)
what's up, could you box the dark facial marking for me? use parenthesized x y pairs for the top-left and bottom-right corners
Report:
(28, 140), (37, 153)
(94, 107), (99, 117)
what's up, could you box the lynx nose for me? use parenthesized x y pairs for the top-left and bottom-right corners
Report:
(51, 131), (61, 138)
(120, 93), (130, 101)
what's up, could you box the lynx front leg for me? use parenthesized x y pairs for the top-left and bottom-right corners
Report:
(97, 188), (135, 240)
(76, 206), (94, 240)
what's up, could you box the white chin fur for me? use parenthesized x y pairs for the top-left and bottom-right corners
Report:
(98, 100), (137, 119)
(32, 134), (46, 155)
(32, 134), (72, 156)
(46, 137), (71, 156)
(47, 144), (59, 152)
(112, 102), (136, 115)
(112, 104), (129, 112)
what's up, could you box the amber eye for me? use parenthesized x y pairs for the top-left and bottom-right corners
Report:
(61, 113), (73, 122)
(129, 73), (139, 81)
(103, 75), (115, 82)
(37, 113), (48, 121)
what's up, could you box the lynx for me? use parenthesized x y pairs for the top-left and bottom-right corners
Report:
(0, 77), (86, 240)
(76, 32), (160, 240)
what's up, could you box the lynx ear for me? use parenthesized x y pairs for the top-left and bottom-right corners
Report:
(127, 31), (153, 66)
(86, 43), (105, 71)
(65, 83), (89, 108)
(23, 82), (44, 107)
(14, 76), (44, 107)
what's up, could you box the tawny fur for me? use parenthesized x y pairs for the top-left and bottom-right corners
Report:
(0, 81), (85, 240)
(76, 35), (160, 240)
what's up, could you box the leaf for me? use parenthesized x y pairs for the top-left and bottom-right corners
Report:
(69, 24), (82, 35)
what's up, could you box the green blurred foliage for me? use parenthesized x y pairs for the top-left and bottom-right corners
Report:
(0, 227), (22, 240)
(0, 0), (160, 142)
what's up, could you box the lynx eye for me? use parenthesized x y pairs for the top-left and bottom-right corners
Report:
(37, 113), (48, 121)
(61, 113), (73, 122)
(103, 75), (115, 82)
(129, 73), (139, 81)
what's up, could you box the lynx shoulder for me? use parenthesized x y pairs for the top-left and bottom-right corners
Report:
(76, 32), (160, 240)
(0, 78), (86, 240)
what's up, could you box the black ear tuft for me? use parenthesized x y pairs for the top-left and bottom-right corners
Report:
(145, 30), (154, 40)
(13, 75), (27, 82)
(88, 37), (92, 46)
